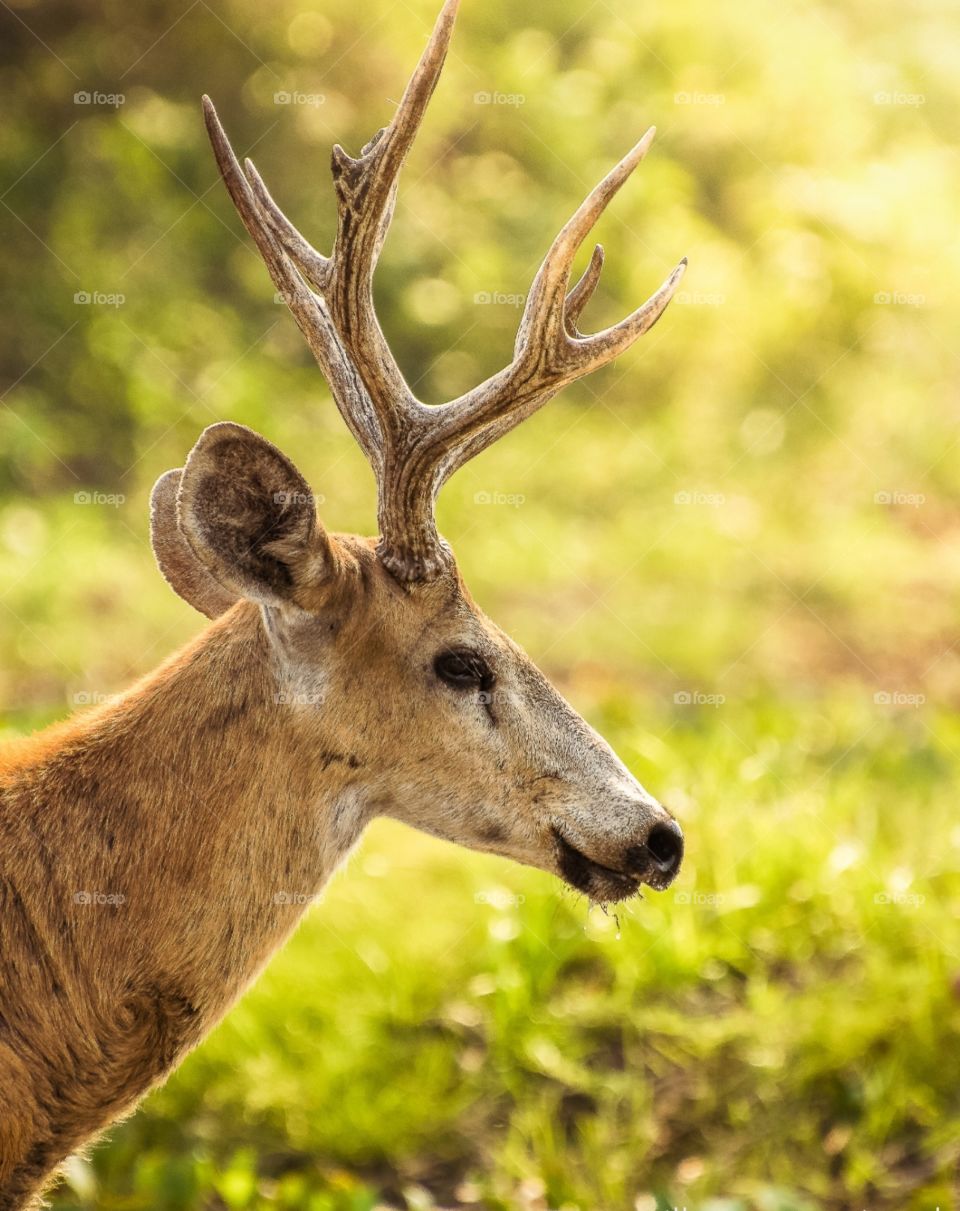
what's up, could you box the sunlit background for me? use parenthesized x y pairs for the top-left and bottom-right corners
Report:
(2, 0), (959, 1205)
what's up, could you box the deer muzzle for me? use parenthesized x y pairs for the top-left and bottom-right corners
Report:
(553, 814), (684, 902)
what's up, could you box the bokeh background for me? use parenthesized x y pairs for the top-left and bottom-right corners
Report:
(2, 0), (959, 1206)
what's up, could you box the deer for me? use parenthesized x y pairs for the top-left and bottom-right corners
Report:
(0, 1), (688, 1205)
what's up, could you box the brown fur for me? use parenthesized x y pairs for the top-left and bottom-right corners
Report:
(0, 427), (682, 1206)
(1, 3), (690, 1193)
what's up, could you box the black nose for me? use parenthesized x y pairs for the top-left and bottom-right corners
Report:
(646, 819), (684, 875)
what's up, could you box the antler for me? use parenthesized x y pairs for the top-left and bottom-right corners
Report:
(203, 0), (686, 583)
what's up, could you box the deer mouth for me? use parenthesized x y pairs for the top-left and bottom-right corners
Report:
(553, 828), (643, 903)
(553, 825), (682, 902)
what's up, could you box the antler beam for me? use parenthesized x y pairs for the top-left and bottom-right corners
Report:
(203, 0), (685, 582)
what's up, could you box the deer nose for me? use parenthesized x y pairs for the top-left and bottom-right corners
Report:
(645, 818), (684, 876)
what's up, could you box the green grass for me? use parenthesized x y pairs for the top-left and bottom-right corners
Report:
(10, 695), (958, 1210)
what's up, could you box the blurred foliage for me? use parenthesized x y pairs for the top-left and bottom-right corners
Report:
(1, 0), (960, 1205)
(2, 0), (960, 707)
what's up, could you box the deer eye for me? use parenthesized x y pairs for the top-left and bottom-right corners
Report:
(434, 648), (494, 691)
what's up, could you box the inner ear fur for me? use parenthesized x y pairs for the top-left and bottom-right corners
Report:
(176, 421), (335, 607)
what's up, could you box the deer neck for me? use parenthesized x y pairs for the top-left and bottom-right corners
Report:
(58, 603), (367, 1005)
(0, 602), (370, 1191)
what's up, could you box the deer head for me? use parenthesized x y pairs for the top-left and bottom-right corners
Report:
(153, 0), (687, 904)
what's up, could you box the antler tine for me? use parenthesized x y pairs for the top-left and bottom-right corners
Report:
(204, 97), (390, 463)
(242, 156), (331, 291)
(367, 0), (460, 201)
(328, 0), (459, 277)
(564, 243), (605, 335)
(430, 127), (682, 473)
(316, 0), (461, 435)
(583, 255), (687, 357)
(518, 125), (658, 352)
(202, 96), (308, 303)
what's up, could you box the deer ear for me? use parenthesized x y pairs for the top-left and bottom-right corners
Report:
(175, 422), (334, 608)
(151, 469), (240, 619)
